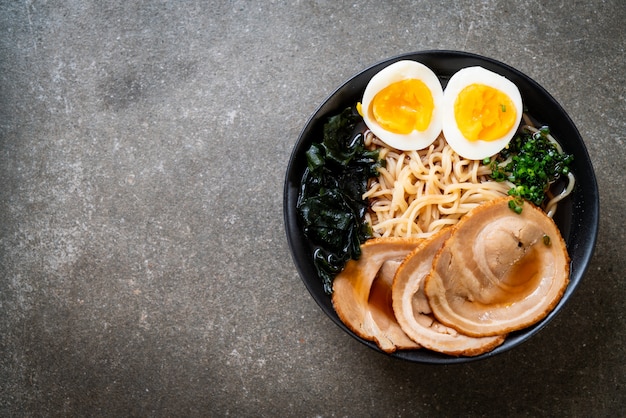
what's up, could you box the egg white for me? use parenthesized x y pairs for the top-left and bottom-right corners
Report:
(361, 60), (444, 151)
(442, 66), (523, 160)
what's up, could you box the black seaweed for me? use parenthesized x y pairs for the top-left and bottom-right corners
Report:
(297, 107), (385, 294)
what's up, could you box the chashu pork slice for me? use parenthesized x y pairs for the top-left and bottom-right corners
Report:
(332, 237), (422, 353)
(393, 228), (506, 356)
(424, 196), (570, 337)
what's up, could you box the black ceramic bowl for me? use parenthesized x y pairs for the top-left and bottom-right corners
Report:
(283, 50), (599, 363)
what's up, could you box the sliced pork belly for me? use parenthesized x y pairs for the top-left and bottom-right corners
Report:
(393, 228), (506, 356)
(424, 196), (570, 337)
(332, 237), (422, 353)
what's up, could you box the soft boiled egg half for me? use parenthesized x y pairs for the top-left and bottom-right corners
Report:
(360, 60), (444, 151)
(442, 66), (523, 160)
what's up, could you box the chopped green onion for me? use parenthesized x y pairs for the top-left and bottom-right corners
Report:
(543, 234), (551, 246)
(490, 126), (573, 213)
(508, 198), (523, 214)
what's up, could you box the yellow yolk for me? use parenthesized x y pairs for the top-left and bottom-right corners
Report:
(370, 79), (434, 134)
(454, 84), (517, 141)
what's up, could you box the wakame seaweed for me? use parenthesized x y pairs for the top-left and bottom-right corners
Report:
(297, 107), (385, 294)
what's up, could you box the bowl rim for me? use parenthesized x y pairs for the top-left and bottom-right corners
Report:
(283, 50), (600, 364)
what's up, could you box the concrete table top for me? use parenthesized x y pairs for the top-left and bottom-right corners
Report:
(1, 1), (624, 416)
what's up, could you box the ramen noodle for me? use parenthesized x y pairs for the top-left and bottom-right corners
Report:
(363, 132), (514, 239)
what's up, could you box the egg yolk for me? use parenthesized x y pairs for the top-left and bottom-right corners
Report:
(454, 84), (517, 141)
(370, 79), (434, 134)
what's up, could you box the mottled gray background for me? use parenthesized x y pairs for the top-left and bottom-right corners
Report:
(1, 1), (624, 416)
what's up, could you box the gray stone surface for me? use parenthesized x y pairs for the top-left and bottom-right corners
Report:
(1, 1), (624, 416)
